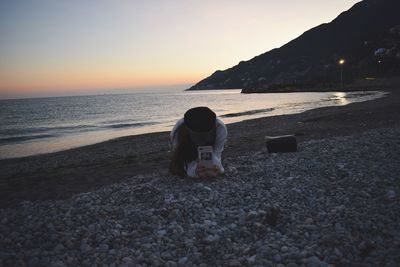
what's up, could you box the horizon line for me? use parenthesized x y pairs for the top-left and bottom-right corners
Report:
(0, 83), (195, 100)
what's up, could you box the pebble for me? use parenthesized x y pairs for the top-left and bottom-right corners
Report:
(167, 260), (178, 267)
(334, 247), (342, 257)
(273, 253), (282, 262)
(247, 254), (256, 263)
(204, 234), (220, 243)
(80, 243), (92, 253)
(157, 229), (167, 236)
(178, 256), (188, 265)
(28, 257), (40, 266)
(334, 223), (344, 233)
(55, 243), (65, 251)
(303, 224), (318, 231)
(228, 259), (241, 266)
(305, 216), (313, 223)
(307, 256), (323, 267)
(385, 260), (397, 267)
(386, 190), (396, 201)
(122, 257), (134, 264)
(99, 244), (109, 251)
(161, 251), (173, 260)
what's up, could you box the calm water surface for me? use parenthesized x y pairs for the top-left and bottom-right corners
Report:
(0, 88), (386, 159)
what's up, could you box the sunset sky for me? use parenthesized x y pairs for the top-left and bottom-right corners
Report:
(0, 0), (361, 97)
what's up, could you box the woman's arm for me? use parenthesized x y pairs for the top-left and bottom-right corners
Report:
(185, 160), (198, 178)
(213, 118), (228, 173)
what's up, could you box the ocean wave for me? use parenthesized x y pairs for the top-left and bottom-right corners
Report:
(105, 122), (158, 129)
(0, 134), (55, 144)
(0, 125), (98, 136)
(221, 108), (275, 118)
(0, 122), (159, 144)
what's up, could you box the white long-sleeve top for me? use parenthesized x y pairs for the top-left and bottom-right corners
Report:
(170, 118), (227, 177)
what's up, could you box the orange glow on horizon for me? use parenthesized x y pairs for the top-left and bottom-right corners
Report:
(0, 69), (204, 95)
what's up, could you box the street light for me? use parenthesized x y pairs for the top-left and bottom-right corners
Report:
(339, 59), (345, 89)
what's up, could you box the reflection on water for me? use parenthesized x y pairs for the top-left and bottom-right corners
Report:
(0, 90), (387, 159)
(331, 92), (349, 105)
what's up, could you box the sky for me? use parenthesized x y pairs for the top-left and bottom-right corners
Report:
(0, 0), (361, 97)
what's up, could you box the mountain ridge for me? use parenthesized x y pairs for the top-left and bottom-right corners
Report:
(188, 0), (400, 93)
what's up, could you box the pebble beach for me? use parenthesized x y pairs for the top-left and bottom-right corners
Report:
(1, 125), (399, 266)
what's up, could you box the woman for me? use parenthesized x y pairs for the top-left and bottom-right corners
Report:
(169, 106), (227, 178)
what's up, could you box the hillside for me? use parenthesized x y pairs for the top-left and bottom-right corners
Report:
(188, 0), (400, 93)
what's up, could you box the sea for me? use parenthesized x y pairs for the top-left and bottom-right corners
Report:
(0, 88), (386, 159)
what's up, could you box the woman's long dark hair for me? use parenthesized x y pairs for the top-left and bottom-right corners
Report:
(169, 125), (198, 177)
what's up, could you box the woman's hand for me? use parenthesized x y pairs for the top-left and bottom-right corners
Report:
(196, 164), (207, 178)
(196, 163), (220, 179)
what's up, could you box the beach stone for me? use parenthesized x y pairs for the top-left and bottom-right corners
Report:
(303, 224), (318, 231)
(66, 256), (74, 264)
(247, 255), (257, 264)
(261, 259), (274, 267)
(247, 211), (258, 219)
(305, 218), (314, 224)
(161, 251), (173, 260)
(385, 260), (397, 267)
(122, 257), (134, 265)
(54, 243), (64, 252)
(334, 223), (344, 233)
(63, 238), (73, 249)
(204, 234), (220, 243)
(334, 248), (342, 257)
(273, 253), (282, 262)
(228, 259), (241, 266)
(178, 257), (188, 266)
(256, 245), (270, 257)
(166, 261), (178, 267)
(99, 244), (109, 251)
(39, 257), (51, 266)
(386, 190), (396, 201)
(80, 243), (92, 253)
(157, 229), (167, 236)
(88, 224), (96, 231)
(28, 257), (40, 266)
(9, 232), (19, 239)
(307, 256), (323, 267)
(50, 260), (67, 267)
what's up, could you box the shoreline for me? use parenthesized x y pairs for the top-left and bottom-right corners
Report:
(0, 90), (386, 160)
(0, 88), (399, 208)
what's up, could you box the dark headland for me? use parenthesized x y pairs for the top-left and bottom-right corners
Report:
(188, 0), (400, 93)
